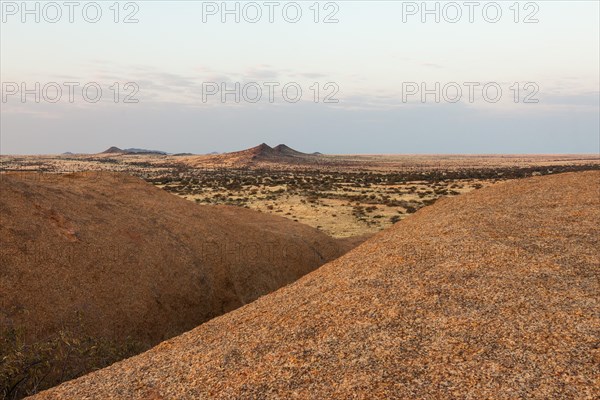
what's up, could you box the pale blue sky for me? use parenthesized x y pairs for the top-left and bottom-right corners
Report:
(1, 1), (599, 154)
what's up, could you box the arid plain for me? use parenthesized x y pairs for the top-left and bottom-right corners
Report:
(2, 145), (598, 237)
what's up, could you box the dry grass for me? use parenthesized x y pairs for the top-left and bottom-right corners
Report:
(166, 176), (494, 237)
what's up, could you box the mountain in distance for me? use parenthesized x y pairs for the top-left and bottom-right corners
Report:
(98, 144), (320, 165)
(182, 143), (323, 168)
(124, 148), (168, 155)
(214, 143), (322, 162)
(100, 146), (168, 155)
(101, 146), (126, 154)
(272, 143), (311, 157)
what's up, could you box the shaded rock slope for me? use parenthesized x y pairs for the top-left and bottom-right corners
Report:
(0, 172), (359, 397)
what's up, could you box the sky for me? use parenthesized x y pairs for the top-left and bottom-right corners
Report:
(1, 0), (599, 154)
